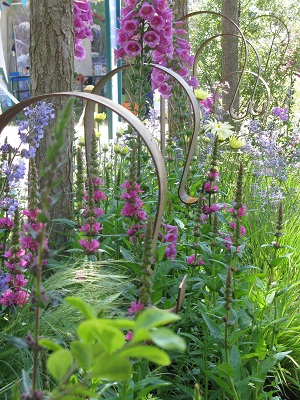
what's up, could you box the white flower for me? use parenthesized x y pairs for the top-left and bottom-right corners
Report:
(203, 119), (235, 141)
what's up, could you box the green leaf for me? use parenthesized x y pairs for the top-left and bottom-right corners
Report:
(149, 328), (186, 351)
(135, 309), (180, 332)
(21, 370), (32, 395)
(77, 320), (125, 352)
(66, 296), (97, 319)
(39, 339), (62, 352)
(202, 314), (223, 341)
(91, 353), (131, 380)
(157, 244), (168, 262)
(119, 345), (171, 365)
(230, 345), (241, 380)
(3, 334), (29, 349)
(208, 373), (232, 395)
(270, 255), (291, 267)
(47, 349), (73, 381)
(216, 362), (234, 378)
(258, 355), (278, 380)
(52, 218), (78, 227)
(70, 341), (93, 371)
(37, 212), (49, 223)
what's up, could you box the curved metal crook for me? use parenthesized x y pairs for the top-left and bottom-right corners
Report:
(181, 11), (249, 120)
(0, 92), (167, 253)
(222, 70), (270, 118)
(84, 63), (201, 205)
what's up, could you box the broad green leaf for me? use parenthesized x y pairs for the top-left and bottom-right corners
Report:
(157, 244), (168, 262)
(135, 309), (180, 332)
(266, 290), (276, 305)
(270, 254), (292, 268)
(47, 349), (73, 381)
(71, 341), (93, 371)
(216, 362), (234, 378)
(3, 334), (29, 349)
(131, 327), (151, 343)
(258, 355), (278, 380)
(119, 345), (170, 365)
(52, 218), (78, 227)
(66, 297), (96, 319)
(202, 314), (223, 341)
(100, 318), (136, 330)
(21, 370), (32, 395)
(91, 353), (131, 380)
(208, 373), (232, 395)
(77, 320), (125, 352)
(230, 345), (241, 380)
(39, 339), (62, 352)
(149, 328), (186, 351)
(37, 212), (48, 223)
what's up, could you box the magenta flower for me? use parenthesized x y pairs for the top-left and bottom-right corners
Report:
(114, 47), (126, 61)
(203, 182), (219, 194)
(94, 190), (107, 202)
(124, 41), (142, 58)
(125, 331), (133, 341)
(177, 65), (190, 78)
(187, 254), (205, 265)
(238, 205), (247, 217)
(150, 14), (165, 30)
(116, 30), (128, 45)
(80, 221), (102, 235)
(158, 82), (173, 99)
(144, 31), (160, 48)
(240, 225), (246, 236)
(128, 299), (144, 314)
(12, 274), (28, 288)
(75, 44), (86, 62)
(125, 0), (139, 7)
(0, 217), (13, 230)
(121, 202), (137, 217)
(122, 19), (140, 37)
(187, 76), (199, 89)
(78, 239), (100, 254)
(164, 244), (177, 259)
(138, 2), (155, 20)
(0, 288), (29, 307)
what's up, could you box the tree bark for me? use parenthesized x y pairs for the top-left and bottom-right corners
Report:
(30, 0), (74, 249)
(167, 0), (189, 149)
(221, 0), (239, 119)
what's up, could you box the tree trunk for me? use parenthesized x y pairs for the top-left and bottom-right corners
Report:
(167, 0), (189, 150)
(221, 0), (239, 119)
(30, 0), (74, 249)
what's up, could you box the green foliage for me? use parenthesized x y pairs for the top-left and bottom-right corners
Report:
(38, 298), (185, 399)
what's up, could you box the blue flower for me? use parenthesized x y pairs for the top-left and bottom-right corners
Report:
(0, 271), (9, 295)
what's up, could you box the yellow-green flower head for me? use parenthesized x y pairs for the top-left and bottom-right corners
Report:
(78, 137), (85, 147)
(120, 146), (129, 156)
(204, 119), (234, 141)
(194, 88), (210, 101)
(102, 143), (109, 152)
(114, 144), (121, 153)
(229, 136), (246, 149)
(95, 131), (102, 138)
(94, 112), (107, 122)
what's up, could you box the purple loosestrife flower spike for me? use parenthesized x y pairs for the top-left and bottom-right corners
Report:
(232, 163), (245, 249)
(0, 208), (30, 307)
